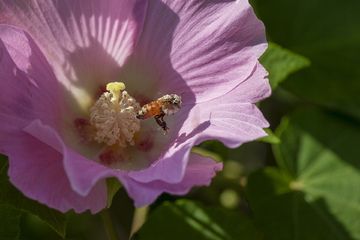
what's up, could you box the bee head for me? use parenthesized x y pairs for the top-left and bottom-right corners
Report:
(171, 94), (182, 109)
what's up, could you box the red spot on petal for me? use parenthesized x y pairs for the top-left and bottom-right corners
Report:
(96, 84), (107, 99)
(132, 92), (153, 107)
(74, 118), (90, 126)
(99, 150), (124, 166)
(135, 130), (155, 152)
(74, 118), (92, 141)
(136, 139), (154, 152)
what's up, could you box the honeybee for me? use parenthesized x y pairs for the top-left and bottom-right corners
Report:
(136, 94), (182, 135)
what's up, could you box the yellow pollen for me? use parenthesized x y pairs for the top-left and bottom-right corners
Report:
(106, 82), (125, 91)
(90, 82), (141, 147)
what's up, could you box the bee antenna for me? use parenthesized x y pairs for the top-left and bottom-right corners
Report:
(180, 92), (186, 103)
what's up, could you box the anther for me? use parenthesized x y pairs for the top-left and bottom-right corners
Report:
(90, 82), (141, 146)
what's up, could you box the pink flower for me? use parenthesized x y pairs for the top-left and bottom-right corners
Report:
(0, 0), (270, 213)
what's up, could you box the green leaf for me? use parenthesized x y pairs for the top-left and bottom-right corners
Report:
(106, 177), (122, 208)
(253, 0), (360, 119)
(0, 205), (22, 240)
(191, 147), (223, 163)
(0, 155), (67, 239)
(256, 128), (280, 144)
(246, 109), (360, 240)
(259, 42), (310, 89)
(134, 199), (262, 240)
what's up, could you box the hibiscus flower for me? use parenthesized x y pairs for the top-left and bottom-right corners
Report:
(0, 0), (270, 213)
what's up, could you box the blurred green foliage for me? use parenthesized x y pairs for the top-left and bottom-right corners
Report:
(247, 109), (360, 240)
(0, 155), (67, 239)
(106, 178), (122, 208)
(0, 205), (22, 240)
(252, 0), (360, 120)
(256, 128), (280, 144)
(259, 42), (310, 89)
(133, 199), (262, 240)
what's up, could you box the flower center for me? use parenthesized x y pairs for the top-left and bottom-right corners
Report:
(90, 82), (141, 147)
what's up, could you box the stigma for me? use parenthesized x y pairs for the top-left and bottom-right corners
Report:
(90, 82), (141, 147)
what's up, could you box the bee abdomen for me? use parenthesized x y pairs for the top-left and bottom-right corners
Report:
(135, 112), (145, 119)
(136, 106), (148, 119)
(136, 102), (161, 120)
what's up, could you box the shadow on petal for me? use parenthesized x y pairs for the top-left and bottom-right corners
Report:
(175, 121), (211, 147)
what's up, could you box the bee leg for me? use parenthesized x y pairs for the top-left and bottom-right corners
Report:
(155, 112), (169, 135)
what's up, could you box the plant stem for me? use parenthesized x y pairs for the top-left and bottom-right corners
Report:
(101, 209), (119, 240)
(129, 206), (149, 239)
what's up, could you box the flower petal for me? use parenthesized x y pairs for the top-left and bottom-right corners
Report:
(23, 119), (130, 203)
(0, 23), (106, 181)
(0, 25), (63, 154)
(128, 137), (195, 183)
(0, 0), (269, 211)
(129, 61), (270, 184)
(23, 118), (222, 209)
(162, 153), (222, 194)
(120, 0), (267, 104)
(0, 0), (148, 115)
(127, 153), (222, 207)
(0, 28), (107, 213)
(6, 130), (107, 213)
(181, 62), (271, 148)
(23, 119), (110, 195)
(23, 118), (161, 209)
(0, 25), (58, 85)
(117, 0), (268, 186)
